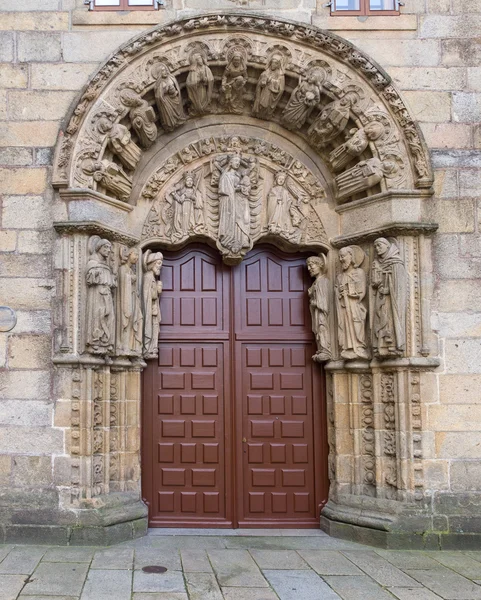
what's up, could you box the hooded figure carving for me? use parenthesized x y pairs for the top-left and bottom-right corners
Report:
(371, 237), (408, 358)
(142, 250), (164, 359)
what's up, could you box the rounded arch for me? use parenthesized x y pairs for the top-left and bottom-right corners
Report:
(52, 13), (433, 257)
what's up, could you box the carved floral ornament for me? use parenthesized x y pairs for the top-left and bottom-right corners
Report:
(53, 13), (433, 210)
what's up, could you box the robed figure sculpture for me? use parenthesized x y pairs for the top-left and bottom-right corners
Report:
(307, 254), (332, 362)
(85, 236), (116, 356)
(335, 245), (369, 360)
(371, 237), (408, 358)
(117, 246), (143, 357)
(142, 250), (164, 359)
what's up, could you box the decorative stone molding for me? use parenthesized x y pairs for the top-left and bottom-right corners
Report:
(49, 14), (440, 546)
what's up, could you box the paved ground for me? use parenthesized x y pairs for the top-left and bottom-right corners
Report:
(1, 529), (481, 599)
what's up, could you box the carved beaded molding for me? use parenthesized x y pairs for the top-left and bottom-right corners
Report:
(53, 12), (434, 211)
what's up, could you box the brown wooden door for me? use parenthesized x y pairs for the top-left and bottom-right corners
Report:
(142, 244), (327, 528)
(234, 248), (326, 527)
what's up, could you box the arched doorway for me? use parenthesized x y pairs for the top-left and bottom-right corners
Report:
(50, 13), (438, 545)
(142, 244), (328, 527)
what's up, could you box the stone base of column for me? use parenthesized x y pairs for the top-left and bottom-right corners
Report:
(0, 492), (148, 546)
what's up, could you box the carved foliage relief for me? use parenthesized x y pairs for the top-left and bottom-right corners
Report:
(54, 16), (432, 206)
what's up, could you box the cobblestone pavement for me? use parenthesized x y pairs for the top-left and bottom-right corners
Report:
(1, 529), (481, 599)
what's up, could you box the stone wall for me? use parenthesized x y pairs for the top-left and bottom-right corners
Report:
(0, 0), (479, 545)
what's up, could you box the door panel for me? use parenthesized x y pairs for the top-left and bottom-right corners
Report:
(143, 246), (233, 527)
(234, 248), (325, 527)
(143, 244), (327, 528)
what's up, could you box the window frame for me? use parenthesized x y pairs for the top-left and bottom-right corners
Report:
(330, 0), (400, 16)
(88, 0), (159, 11)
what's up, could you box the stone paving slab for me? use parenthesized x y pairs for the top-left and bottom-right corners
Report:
(80, 569), (132, 600)
(185, 572), (224, 600)
(222, 588), (279, 599)
(298, 549), (363, 575)
(208, 550), (269, 587)
(133, 569), (186, 594)
(263, 569), (341, 599)
(181, 549), (214, 573)
(0, 574), (28, 600)
(1, 531), (481, 600)
(324, 574), (397, 599)
(21, 562), (89, 597)
(250, 549), (310, 570)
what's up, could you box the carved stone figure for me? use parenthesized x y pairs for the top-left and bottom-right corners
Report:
(217, 154), (252, 258)
(307, 97), (352, 148)
(266, 171), (309, 243)
(85, 236), (116, 356)
(120, 89), (157, 149)
(252, 54), (285, 120)
(117, 246), (143, 357)
(335, 245), (369, 360)
(99, 120), (142, 171)
(142, 250), (163, 359)
(307, 254), (332, 362)
(154, 63), (186, 132)
(336, 157), (392, 202)
(167, 171), (206, 241)
(371, 237), (408, 358)
(186, 52), (214, 116)
(330, 122), (384, 172)
(90, 159), (132, 202)
(220, 50), (248, 114)
(281, 72), (321, 130)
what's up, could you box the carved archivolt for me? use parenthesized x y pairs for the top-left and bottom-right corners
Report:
(53, 13), (432, 210)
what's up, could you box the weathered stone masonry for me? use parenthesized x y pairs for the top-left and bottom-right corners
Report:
(0, 0), (480, 548)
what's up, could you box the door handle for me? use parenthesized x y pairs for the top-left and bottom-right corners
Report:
(242, 437), (247, 443)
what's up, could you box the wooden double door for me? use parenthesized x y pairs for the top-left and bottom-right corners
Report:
(142, 244), (328, 528)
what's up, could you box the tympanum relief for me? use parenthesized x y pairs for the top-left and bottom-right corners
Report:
(142, 135), (328, 265)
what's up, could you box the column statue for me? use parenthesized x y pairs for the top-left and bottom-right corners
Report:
(117, 246), (143, 358)
(335, 245), (369, 360)
(85, 236), (116, 356)
(307, 254), (332, 362)
(371, 237), (408, 358)
(142, 250), (164, 360)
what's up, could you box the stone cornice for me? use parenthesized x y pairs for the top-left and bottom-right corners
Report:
(330, 222), (438, 248)
(54, 221), (139, 245)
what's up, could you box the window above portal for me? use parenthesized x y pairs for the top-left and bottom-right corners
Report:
(331, 0), (400, 15)
(88, 0), (160, 10)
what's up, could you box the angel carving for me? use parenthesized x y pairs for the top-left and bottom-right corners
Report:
(166, 170), (206, 242)
(266, 171), (312, 245)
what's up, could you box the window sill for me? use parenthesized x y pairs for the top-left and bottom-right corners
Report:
(72, 8), (175, 26)
(312, 13), (417, 30)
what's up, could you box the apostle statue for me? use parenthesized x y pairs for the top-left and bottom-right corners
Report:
(335, 245), (369, 360)
(85, 236), (116, 356)
(142, 250), (164, 359)
(307, 96), (352, 149)
(117, 246), (143, 358)
(220, 50), (248, 115)
(252, 54), (285, 120)
(90, 159), (132, 202)
(154, 63), (186, 132)
(167, 171), (206, 242)
(330, 121), (384, 172)
(281, 71), (321, 130)
(371, 237), (408, 358)
(186, 52), (214, 116)
(335, 157), (389, 202)
(217, 154), (252, 259)
(307, 254), (332, 362)
(120, 89), (157, 149)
